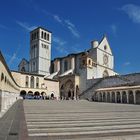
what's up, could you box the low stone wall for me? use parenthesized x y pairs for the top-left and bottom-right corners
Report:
(0, 91), (21, 117)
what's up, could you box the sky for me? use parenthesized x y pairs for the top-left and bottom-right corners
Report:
(0, 0), (140, 74)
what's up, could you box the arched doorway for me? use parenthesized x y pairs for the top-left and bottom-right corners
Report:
(112, 92), (115, 103)
(107, 92), (110, 102)
(117, 92), (121, 103)
(128, 90), (134, 104)
(41, 92), (46, 100)
(65, 80), (74, 100)
(122, 91), (127, 103)
(136, 90), (140, 104)
(34, 91), (40, 99)
(103, 92), (106, 102)
(98, 93), (102, 102)
(20, 90), (26, 98)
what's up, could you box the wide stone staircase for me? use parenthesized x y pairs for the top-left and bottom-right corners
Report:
(24, 100), (140, 140)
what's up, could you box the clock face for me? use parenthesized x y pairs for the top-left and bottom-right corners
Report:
(103, 55), (108, 64)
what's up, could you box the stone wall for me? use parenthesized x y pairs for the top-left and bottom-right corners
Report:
(0, 51), (20, 117)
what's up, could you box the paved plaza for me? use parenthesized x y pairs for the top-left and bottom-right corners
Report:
(23, 100), (140, 140)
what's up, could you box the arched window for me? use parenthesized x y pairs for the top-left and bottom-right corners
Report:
(64, 60), (68, 72)
(88, 59), (91, 65)
(25, 76), (29, 87)
(30, 76), (34, 88)
(47, 34), (49, 41)
(44, 32), (47, 40)
(21, 67), (25, 72)
(41, 31), (44, 39)
(36, 77), (39, 88)
(103, 70), (109, 77)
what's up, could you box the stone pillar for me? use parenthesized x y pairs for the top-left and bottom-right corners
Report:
(101, 93), (103, 102)
(110, 92), (112, 103)
(115, 92), (117, 103)
(105, 92), (108, 102)
(57, 60), (60, 72)
(71, 57), (75, 70)
(120, 91), (123, 103)
(133, 91), (136, 104)
(126, 91), (129, 104)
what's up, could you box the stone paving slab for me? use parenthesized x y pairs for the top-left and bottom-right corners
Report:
(0, 99), (27, 140)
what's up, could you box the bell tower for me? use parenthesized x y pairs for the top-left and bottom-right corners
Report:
(29, 27), (52, 76)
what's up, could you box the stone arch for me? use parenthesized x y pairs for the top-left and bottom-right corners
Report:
(122, 91), (127, 103)
(34, 91), (40, 96)
(65, 80), (74, 99)
(135, 90), (140, 104)
(103, 70), (109, 78)
(20, 90), (26, 97)
(41, 92), (46, 96)
(112, 92), (115, 103)
(25, 76), (29, 87)
(41, 92), (46, 100)
(98, 92), (102, 102)
(1, 73), (4, 81)
(128, 90), (134, 104)
(28, 91), (33, 96)
(116, 92), (121, 103)
(107, 92), (110, 102)
(36, 77), (39, 88)
(30, 76), (34, 88)
(103, 92), (106, 102)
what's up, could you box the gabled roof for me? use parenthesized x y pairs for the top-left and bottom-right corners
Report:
(18, 58), (29, 67)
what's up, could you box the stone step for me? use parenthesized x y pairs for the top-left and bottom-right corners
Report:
(28, 128), (140, 137)
(27, 121), (140, 128)
(27, 124), (140, 133)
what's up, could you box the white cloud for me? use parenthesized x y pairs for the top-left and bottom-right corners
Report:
(65, 20), (75, 28)
(67, 26), (80, 38)
(124, 62), (131, 66)
(121, 4), (140, 23)
(53, 15), (62, 23)
(16, 21), (37, 31)
(53, 36), (68, 54)
(53, 36), (67, 46)
(42, 10), (80, 38)
(8, 44), (21, 66)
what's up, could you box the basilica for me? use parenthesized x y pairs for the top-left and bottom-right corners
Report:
(1, 26), (140, 116)
(16, 27), (117, 99)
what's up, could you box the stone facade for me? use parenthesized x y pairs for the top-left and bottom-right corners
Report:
(11, 71), (59, 99)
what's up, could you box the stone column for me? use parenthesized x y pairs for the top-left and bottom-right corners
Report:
(105, 92), (108, 102)
(120, 91), (123, 103)
(110, 92), (112, 103)
(115, 92), (117, 103)
(133, 91), (136, 104)
(71, 57), (75, 70)
(57, 60), (60, 72)
(101, 93), (103, 102)
(126, 91), (129, 104)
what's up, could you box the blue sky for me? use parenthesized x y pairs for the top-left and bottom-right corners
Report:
(0, 0), (140, 74)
